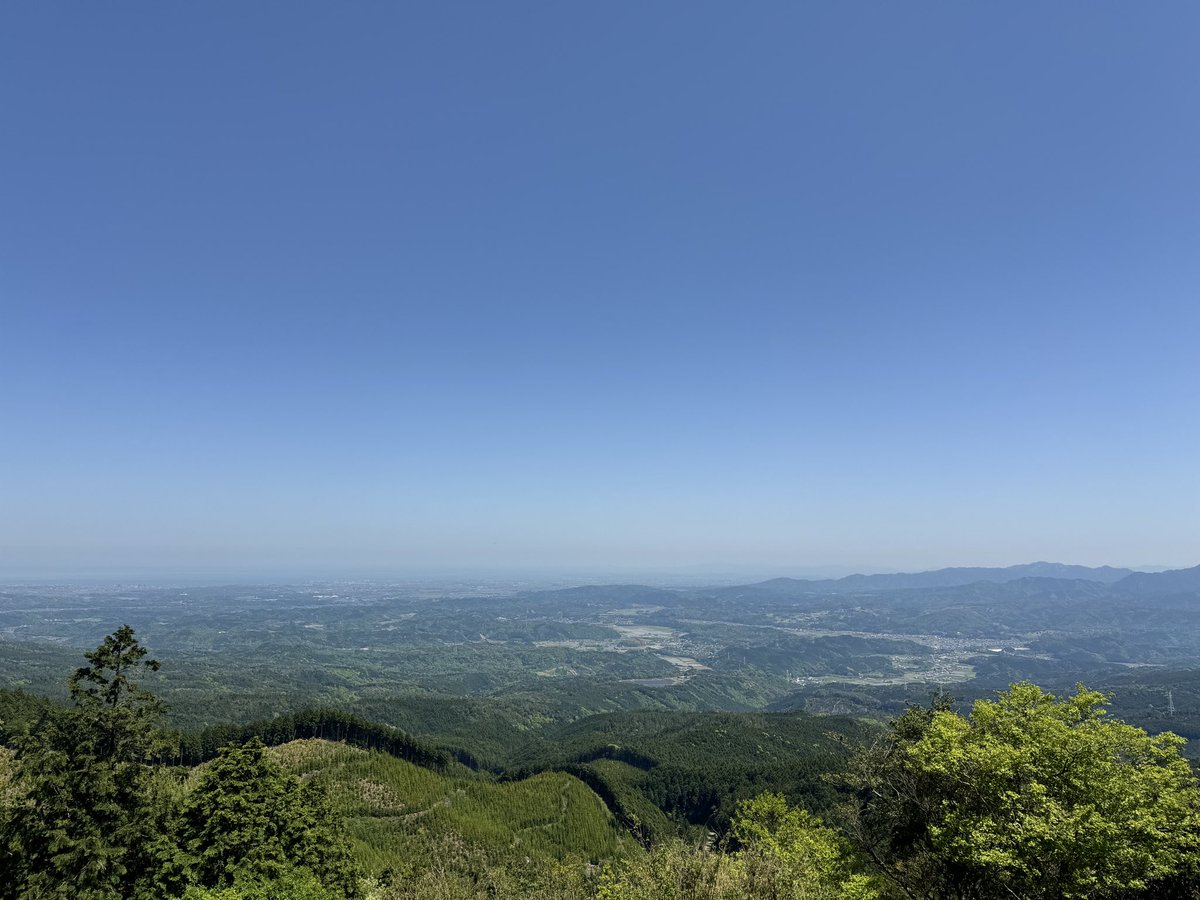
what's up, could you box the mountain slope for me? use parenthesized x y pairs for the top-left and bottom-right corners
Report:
(507, 709), (874, 837)
(270, 739), (634, 872)
(1116, 564), (1200, 596)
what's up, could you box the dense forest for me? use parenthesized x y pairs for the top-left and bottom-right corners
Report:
(2, 627), (1199, 899)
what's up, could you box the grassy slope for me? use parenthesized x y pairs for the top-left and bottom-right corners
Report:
(270, 739), (636, 873)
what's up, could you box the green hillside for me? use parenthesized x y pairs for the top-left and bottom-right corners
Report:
(269, 739), (635, 873)
(512, 709), (876, 837)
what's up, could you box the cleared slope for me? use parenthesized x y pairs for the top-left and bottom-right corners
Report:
(270, 739), (635, 872)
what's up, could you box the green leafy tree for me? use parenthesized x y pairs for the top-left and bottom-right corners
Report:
(179, 738), (360, 898)
(733, 793), (882, 900)
(597, 794), (879, 900)
(846, 684), (1200, 899)
(597, 838), (743, 900)
(843, 695), (964, 899)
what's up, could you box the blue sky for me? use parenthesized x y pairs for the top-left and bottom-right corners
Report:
(2, 3), (1198, 578)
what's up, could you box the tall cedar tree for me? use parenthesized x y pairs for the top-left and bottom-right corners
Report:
(0, 628), (361, 899)
(0, 625), (176, 900)
(179, 738), (361, 898)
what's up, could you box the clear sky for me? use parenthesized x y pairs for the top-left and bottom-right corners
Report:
(2, 3), (1197, 579)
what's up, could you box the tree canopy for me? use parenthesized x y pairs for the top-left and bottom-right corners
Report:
(0, 627), (359, 900)
(847, 683), (1200, 899)
(4, 631), (1200, 899)
(180, 738), (359, 898)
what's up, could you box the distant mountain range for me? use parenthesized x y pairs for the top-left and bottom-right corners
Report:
(1113, 564), (1200, 596)
(720, 562), (1200, 597)
(729, 563), (1132, 595)
(514, 563), (1200, 608)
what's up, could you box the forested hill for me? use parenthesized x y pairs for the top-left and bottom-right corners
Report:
(272, 738), (635, 869)
(0, 685), (872, 844)
(174, 708), (464, 770)
(3, 627), (1200, 899)
(1117, 563), (1200, 595)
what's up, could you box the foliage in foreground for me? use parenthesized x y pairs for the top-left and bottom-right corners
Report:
(846, 684), (1200, 899)
(182, 865), (343, 900)
(597, 792), (882, 900)
(4, 628), (1200, 900)
(180, 738), (359, 896)
(0, 626), (359, 900)
(0, 626), (176, 899)
(363, 793), (880, 900)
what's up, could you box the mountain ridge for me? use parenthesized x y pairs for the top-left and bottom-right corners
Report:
(716, 562), (1136, 596)
(511, 562), (1200, 606)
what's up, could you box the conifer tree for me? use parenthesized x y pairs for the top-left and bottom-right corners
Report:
(0, 625), (174, 900)
(179, 738), (360, 899)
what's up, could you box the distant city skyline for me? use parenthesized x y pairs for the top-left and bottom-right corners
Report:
(2, 4), (1198, 576)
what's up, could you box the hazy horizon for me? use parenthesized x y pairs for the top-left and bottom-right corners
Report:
(0, 558), (1188, 590)
(3, 4), (1198, 575)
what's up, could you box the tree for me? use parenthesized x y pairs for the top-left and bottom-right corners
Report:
(0, 625), (176, 900)
(68, 623), (168, 762)
(733, 792), (881, 900)
(846, 684), (1200, 899)
(596, 837), (743, 900)
(843, 695), (965, 899)
(181, 865), (343, 900)
(0, 627), (363, 899)
(179, 738), (360, 899)
(596, 794), (880, 900)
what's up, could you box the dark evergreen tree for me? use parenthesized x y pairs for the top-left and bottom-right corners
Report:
(179, 738), (360, 898)
(0, 625), (177, 900)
